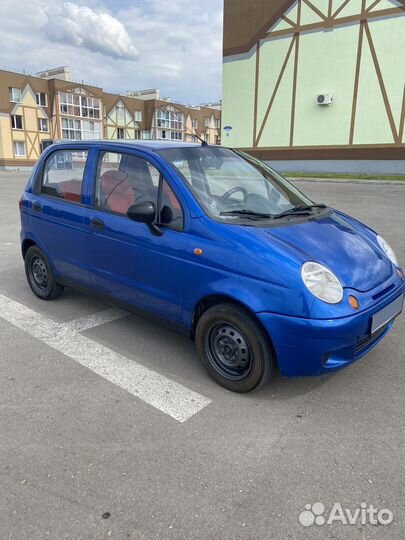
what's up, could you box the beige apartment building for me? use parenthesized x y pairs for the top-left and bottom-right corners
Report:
(0, 67), (221, 169)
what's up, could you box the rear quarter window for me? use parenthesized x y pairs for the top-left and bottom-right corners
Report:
(40, 150), (88, 203)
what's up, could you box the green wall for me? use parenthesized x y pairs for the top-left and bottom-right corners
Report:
(222, 0), (405, 149)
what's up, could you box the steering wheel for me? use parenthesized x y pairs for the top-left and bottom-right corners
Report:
(220, 186), (248, 203)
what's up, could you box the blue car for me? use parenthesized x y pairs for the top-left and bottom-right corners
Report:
(20, 141), (404, 392)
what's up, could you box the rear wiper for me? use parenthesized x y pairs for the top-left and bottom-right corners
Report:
(273, 204), (327, 219)
(219, 209), (271, 220)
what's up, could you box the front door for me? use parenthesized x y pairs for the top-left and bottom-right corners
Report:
(83, 149), (188, 323)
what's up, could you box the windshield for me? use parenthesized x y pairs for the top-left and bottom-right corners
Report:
(157, 146), (314, 222)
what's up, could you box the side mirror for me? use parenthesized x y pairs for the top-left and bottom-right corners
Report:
(127, 201), (163, 236)
(127, 201), (156, 224)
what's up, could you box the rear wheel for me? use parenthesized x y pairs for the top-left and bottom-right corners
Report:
(195, 303), (275, 392)
(25, 246), (64, 300)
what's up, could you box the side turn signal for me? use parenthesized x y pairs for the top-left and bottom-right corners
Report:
(348, 295), (360, 310)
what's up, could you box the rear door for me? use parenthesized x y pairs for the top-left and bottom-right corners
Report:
(82, 149), (189, 323)
(29, 147), (92, 285)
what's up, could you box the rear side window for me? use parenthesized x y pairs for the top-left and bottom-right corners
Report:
(41, 150), (88, 203)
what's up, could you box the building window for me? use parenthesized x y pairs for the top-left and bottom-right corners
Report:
(205, 117), (210, 127)
(9, 87), (21, 103)
(81, 120), (100, 140)
(38, 118), (49, 132)
(60, 92), (80, 115)
(156, 109), (184, 141)
(135, 130), (141, 139)
(157, 109), (184, 130)
(192, 118), (198, 130)
(14, 141), (25, 156)
(116, 104), (125, 123)
(205, 133), (209, 143)
(81, 96), (101, 119)
(36, 92), (47, 107)
(134, 110), (142, 122)
(62, 118), (81, 140)
(61, 117), (101, 140)
(215, 118), (221, 129)
(11, 115), (23, 130)
(117, 128), (125, 139)
(59, 92), (101, 119)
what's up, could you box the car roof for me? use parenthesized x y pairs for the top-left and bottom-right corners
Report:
(50, 139), (204, 151)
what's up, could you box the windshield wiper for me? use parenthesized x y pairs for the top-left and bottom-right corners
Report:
(273, 204), (327, 219)
(219, 209), (272, 220)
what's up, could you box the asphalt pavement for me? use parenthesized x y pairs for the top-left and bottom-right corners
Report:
(0, 171), (404, 540)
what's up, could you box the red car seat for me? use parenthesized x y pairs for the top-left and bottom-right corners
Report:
(100, 170), (136, 214)
(58, 180), (82, 203)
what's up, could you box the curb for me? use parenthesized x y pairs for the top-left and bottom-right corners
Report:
(287, 177), (405, 186)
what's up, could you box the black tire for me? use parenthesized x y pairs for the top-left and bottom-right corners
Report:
(24, 246), (64, 300)
(195, 303), (275, 392)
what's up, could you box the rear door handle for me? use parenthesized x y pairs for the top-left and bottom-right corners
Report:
(90, 217), (105, 230)
(32, 201), (42, 212)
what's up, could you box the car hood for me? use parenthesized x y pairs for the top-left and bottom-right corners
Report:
(264, 211), (393, 292)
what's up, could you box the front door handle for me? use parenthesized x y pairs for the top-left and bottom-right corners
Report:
(90, 217), (105, 230)
(32, 201), (42, 212)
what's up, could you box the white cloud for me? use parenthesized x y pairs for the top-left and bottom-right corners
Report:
(43, 2), (139, 61)
(0, 0), (223, 103)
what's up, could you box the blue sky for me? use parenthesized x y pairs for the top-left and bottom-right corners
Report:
(0, 0), (224, 104)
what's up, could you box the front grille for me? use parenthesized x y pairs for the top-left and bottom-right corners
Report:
(355, 323), (389, 355)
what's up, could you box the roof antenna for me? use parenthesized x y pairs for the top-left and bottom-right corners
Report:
(158, 106), (208, 146)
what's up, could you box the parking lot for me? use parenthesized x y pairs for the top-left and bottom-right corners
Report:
(0, 171), (404, 540)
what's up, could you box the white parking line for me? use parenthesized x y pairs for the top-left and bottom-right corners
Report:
(0, 295), (212, 423)
(65, 307), (129, 333)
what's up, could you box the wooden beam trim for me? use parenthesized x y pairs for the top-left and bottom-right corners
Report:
(350, 21), (364, 145)
(223, 4), (405, 57)
(332, 0), (351, 20)
(303, 0), (327, 20)
(255, 35), (297, 146)
(399, 85), (405, 144)
(263, 7), (404, 42)
(239, 145), (405, 161)
(366, 0), (382, 12)
(290, 2), (301, 147)
(281, 15), (297, 27)
(364, 21), (399, 143)
(328, 0), (333, 19)
(253, 42), (261, 146)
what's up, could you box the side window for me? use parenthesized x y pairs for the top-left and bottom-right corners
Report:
(95, 152), (184, 231)
(41, 150), (88, 203)
(95, 151), (159, 215)
(159, 179), (184, 231)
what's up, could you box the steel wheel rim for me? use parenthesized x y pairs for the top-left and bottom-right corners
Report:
(205, 322), (252, 381)
(30, 256), (48, 290)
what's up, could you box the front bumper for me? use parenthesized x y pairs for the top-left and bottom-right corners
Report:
(257, 284), (405, 377)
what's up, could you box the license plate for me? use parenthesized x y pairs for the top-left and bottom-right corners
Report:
(371, 295), (404, 334)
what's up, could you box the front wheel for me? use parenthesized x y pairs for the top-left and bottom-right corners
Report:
(25, 246), (64, 300)
(195, 303), (275, 392)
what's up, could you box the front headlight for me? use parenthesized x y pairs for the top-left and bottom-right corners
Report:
(301, 262), (343, 304)
(377, 235), (398, 267)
